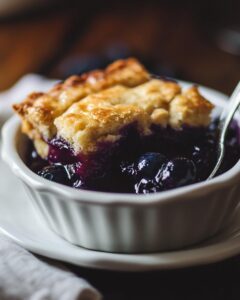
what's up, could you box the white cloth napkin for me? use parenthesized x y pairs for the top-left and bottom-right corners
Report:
(0, 75), (102, 300)
(0, 235), (101, 300)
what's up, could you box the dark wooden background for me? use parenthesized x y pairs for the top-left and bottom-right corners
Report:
(0, 1), (239, 94)
(1, 1), (240, 299)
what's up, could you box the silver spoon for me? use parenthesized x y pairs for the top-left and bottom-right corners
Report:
(208, 81), (240, 180)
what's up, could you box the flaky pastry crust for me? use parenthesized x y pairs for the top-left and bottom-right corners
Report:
(13, 58), (149, 140)
(169, 86), (214, 128)
(13, 58), (214, 157)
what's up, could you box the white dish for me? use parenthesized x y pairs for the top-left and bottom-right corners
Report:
(1, 156), (240, 271)
(2, 81), (240, 254)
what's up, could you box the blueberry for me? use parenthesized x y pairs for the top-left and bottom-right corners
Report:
(191, 145), (205, 165)
(208, 118), (219, 132)
(226, 120), (240, 147)
(38, 165), (71, 185)
(134, 178), (162, 194)
(29, 149), (48, 172)
(72, 178), (86, 189)
(136, 152), (167, 178)
(30, 149), (39, 160)
(120, 161), (137, 177)
(190, 144), (216, 180)
(156, 157), (197, 190)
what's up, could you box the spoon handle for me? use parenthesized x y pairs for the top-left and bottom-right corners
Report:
(208, 81), (240, 180)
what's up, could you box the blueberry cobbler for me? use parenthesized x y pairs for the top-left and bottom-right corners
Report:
(13, 58), (240, 193)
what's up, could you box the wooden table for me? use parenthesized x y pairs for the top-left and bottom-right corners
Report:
(1, 2), (240, 299)
(0, 2), (239, 94)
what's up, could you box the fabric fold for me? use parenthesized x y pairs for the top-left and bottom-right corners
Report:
(0, 235), (102, 300)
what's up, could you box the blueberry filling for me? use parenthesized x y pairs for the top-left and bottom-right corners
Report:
(136, 153), (167, 179)
(38, 165), (71, 185)
(27, 118), (240, 194)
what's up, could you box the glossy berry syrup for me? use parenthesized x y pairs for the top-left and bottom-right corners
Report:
(27, 119), (240, 194)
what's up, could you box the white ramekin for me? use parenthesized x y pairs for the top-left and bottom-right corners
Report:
(2, 97), (240, 253)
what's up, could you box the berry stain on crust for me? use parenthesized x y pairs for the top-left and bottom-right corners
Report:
(28, 119), (240, 194)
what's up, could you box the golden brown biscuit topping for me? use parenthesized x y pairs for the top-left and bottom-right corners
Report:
(13, 58), (214, 156)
